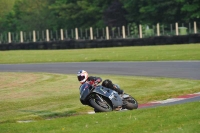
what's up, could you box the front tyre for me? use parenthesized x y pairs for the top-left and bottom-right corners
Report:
(89, 95), (113, 112)
(123, 96), (138, 110)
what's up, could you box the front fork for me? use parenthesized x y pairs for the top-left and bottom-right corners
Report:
(95, 94), (104, 102)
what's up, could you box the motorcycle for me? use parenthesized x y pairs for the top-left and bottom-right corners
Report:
(79, 82), (138, 112)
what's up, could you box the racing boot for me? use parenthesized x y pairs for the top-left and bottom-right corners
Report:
(102, 79), (124, 94)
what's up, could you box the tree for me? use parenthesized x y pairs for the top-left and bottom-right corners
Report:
(103, 0), (127, 27)
(122, 0), (185, 25)
(122, 0), (143, 25)
(8, 0), (57, 31)
(0, 0), (15, 32)
(176, 0), (200, 21)
(49, 0), (112, 29)
(1, 0), (199, 33)
(0, 0), (15, 17)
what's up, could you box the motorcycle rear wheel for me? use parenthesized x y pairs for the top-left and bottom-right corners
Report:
(89, 95), (113, 112)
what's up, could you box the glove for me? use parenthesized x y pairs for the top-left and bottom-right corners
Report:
(95, 78), (101, 83)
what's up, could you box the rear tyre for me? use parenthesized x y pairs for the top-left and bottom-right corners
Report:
(89, 95), (113, 112)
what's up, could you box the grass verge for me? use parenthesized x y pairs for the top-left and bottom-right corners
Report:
(0, 43), (200, 132)
(0, 101), (199, 133)
(0, 72), (199, 125)
(0, 44), (199, 64)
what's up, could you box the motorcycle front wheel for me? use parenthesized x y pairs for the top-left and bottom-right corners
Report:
(123, 96), (138, 110)
(89, 94), (113, 112)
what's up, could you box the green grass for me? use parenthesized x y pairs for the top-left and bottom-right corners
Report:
(0, 44), (200, 132)
(0, 44), (200, 64)
(0, 101), (199, 133)
(0, 72), (200, 132)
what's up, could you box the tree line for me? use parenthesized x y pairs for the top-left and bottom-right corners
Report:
(0, 0), (199, 33)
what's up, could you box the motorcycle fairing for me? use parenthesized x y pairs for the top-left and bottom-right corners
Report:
(79, 83), (92, 101)
(92, 86), (123, 108)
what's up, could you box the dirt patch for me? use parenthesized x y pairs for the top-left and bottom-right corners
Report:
(0, 73), (43, 100)
(0, 73), (40, 89)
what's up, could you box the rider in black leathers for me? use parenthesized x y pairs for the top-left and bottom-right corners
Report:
(77, 70), (124, 94)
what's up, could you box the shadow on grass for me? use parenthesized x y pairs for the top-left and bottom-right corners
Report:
(20, 110), (77, 119)
(0, 110), (79, 124)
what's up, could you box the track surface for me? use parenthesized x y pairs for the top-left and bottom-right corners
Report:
(0, 61), (200, 79)
(0, 61), (200, 108)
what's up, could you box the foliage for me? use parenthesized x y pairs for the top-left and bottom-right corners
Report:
(176, 0), (200, 21)
(128, 23), (138, 37)
(122, 0), (184, 24)
(0, 0), (15, 17)
(49, 0), (112, 29)
(0, 0), (57, 32)
(103, 0), (127, 27)
(0, 0), (200, 33)
(12, 0), (57, 31)
(0, 0), (15, 32)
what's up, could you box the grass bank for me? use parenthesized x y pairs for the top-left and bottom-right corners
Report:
(0, 72), (199, 125)
(0, 43), (200, 132)
(0, 44), (199, 64)
(0, 101), (199, 133)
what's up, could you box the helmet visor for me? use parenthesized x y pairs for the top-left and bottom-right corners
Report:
(78, 75), (85, 81)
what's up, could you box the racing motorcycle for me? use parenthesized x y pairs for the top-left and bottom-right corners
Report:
(79, 82), (138, 112)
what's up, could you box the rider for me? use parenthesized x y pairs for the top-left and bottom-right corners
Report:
(77, 70), (124, 94)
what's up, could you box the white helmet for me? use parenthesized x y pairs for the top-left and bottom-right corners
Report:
(77, 70), (88, 84)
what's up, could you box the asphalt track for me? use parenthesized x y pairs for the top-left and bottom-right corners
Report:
(0, 61), (200, 107)
(0, 61), (200, 79)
